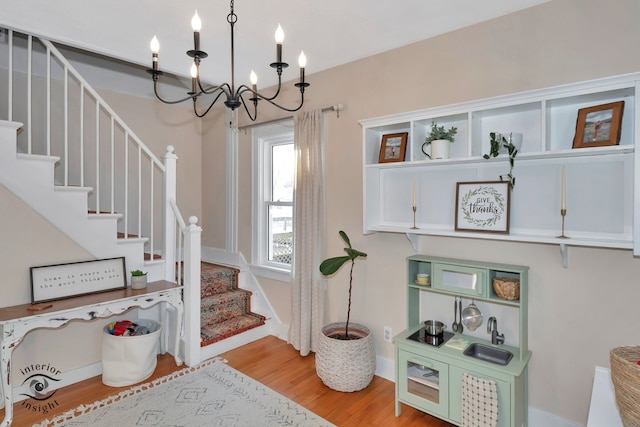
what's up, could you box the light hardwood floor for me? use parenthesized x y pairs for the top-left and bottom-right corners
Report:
(3, 335), (453, 426)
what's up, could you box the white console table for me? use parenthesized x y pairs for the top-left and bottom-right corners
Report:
(0, 281), (184, 427)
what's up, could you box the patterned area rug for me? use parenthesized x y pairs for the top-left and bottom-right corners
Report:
(36, 358), (334, 427)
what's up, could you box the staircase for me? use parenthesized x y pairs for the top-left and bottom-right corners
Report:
(1, 28), (276, 367)
(199, 262), (266, 346)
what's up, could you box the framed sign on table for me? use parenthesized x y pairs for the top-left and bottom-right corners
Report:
(455, 181), (510, 233)
(30, 257), (127, 303)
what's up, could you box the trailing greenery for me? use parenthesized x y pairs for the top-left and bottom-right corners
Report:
(424, 121), (458, 144)
(483, 132), (518, 189)
(131, 269), (147, 276)
(319, 230), (367, 340)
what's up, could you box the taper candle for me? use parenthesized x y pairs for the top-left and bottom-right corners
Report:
(413, 175), (416, 207)
(561, 166), (566, 210)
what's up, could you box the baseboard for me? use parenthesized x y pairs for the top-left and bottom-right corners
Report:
(528, 407), (584, 427)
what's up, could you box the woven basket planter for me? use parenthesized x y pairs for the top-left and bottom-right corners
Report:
(315, 322), (376, 392)
(611, 346), (640, 427)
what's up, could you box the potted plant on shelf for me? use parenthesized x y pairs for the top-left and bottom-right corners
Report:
(483, 132), (519, 189)
(422, 121), (458, 159)
(315, 230), (376, 392)
(130, 269), (148, 289)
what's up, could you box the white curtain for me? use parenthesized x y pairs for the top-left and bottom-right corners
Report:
(288, 109), (325, 356)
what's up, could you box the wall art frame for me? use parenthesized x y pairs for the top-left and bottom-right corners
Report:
(572, 100), (624, 148)
(30, 257), (127, 304)
(455, 181), (510, 233)
(378, 132), (408, 163)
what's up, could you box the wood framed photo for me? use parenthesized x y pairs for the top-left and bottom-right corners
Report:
(30, 257), (127, 303)
(572, 101), (624, 148)
(455, 181), (510, 233)
(378, 132), (408, 163)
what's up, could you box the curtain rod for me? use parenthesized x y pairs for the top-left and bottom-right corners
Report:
(237, 104), (344, 131)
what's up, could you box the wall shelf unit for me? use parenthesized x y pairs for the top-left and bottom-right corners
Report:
(361, 73), (640, 264)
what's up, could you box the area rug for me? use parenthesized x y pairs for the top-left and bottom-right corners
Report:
(35, 358), (335, 427)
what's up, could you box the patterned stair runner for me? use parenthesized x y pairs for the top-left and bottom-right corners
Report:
(199, 262), (266, 346)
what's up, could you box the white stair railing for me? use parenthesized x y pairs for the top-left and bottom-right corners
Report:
(2, 27), (203, 364)
(2, 28), (161, 258)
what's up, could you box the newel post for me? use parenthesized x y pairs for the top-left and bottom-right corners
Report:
(163, 145), (178, 282)
(183, 216), (202, 367)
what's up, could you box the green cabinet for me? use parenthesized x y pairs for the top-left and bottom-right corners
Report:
(395, 255), (531, 426)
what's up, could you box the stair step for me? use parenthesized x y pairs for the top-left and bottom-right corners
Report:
(201, 290), (253, 325)
(54, 185), (93, 193)
(200, 313), (266, 347)
(16, 153), (60, 163)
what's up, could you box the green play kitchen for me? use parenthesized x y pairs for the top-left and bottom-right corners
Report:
(395, 255), (531, 427)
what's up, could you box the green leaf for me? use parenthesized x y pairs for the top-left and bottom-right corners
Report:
(319, 256), (351, 275)
(339, 230), (351, 249)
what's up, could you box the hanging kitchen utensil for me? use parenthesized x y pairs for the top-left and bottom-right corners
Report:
(461, 299), (483, 331)
(452, 297), (460, 333)
(458, 297), (464, 333)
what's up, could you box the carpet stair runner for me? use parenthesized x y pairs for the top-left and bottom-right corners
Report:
(199, 262), (266, 346)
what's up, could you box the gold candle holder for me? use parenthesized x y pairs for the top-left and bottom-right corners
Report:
(557, 208), (569, 238)
(411, 205), (418, 229)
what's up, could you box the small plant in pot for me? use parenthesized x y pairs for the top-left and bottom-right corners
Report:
(130, 269), (147, 290)
(422, 121), (457, 159)
(316, 230), (376, 392)
(483, 132), (519, 189)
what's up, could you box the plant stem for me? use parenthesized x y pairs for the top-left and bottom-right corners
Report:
(345, 258), (354, 338)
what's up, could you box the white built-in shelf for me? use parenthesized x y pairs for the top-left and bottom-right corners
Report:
(361, 73), (640, 266)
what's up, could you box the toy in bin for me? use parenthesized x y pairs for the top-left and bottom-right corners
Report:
(107, 320), (150, 336)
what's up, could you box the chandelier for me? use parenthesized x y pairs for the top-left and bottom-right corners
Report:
(147, 0), (309, 120)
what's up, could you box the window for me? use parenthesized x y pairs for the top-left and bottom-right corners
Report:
(252, 121), (295, 280)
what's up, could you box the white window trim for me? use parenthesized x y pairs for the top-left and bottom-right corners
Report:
(251, 120), (294, 283)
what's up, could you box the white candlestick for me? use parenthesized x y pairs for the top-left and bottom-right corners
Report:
(413, 175), (417, 207)
(561, 166), (566, 210)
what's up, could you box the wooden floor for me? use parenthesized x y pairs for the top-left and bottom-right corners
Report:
(3, 335), (453, 426)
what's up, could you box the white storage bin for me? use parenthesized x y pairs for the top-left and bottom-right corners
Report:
(101, 319), (162, 387)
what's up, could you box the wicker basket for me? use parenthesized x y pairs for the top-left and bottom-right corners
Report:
(315, 322), (376, 392)
(493, 277), (520, 301)
(610, 346), (640, 427)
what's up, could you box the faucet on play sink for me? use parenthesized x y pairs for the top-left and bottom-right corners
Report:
(487, 316), (505, 345)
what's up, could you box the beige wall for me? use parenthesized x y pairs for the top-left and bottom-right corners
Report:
(203, 0), (640, 424)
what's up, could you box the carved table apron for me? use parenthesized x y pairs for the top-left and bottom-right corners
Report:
(0, 281), (183, 427)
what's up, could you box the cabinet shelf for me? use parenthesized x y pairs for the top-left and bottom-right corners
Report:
(362, 73), (640, 262)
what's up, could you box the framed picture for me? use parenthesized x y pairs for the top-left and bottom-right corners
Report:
(30, 257), (127, 303)
(455, 181), (510, 233)
(379, 132), (408, 163)
(572, 101), (624, 148)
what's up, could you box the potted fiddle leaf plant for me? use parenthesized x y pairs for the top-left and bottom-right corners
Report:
(483, 132), (519, 189)
(130, 269), (148, 290)
(422, 121), (458, 159)
(315, 230), (376, 392)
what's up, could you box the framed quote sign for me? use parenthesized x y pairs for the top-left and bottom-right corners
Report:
(455, 181), (510, 233)
(30, 257), (127, 303)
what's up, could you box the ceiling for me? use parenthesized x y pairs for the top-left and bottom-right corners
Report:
(1, 0), (550, 91)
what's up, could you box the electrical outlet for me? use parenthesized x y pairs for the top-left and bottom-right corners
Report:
(383, 326), (392, 342)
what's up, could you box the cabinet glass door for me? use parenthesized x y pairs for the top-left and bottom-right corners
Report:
(398, 351), (449, 418)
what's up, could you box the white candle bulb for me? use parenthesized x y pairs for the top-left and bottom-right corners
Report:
(150, 36), (159, 54)
(191, 11), (202, 32)
(275, 24), (284, 43)
(190, 63), (198, 78)
(298, 51), (307, 68)
(250, 70), (258, 85)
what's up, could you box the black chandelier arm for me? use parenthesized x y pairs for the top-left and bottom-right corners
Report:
(238, 86), (306, 113)
(193, 90), (228, 118)
(238, 94), (258, 122)
(152, 78), (199, 105)
(197, 77), (233, 98)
